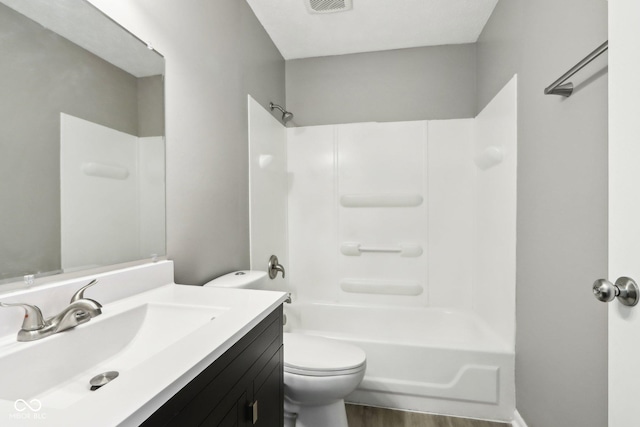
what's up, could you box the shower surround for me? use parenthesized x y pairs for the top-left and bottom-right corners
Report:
(247, 76), (517, 422)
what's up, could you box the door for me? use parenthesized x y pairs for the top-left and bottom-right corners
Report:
(608, 0), (640, 426)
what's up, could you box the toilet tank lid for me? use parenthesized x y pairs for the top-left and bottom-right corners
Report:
(204, 270), (267, 287)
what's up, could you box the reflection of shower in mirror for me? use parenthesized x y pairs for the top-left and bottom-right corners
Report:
(61, 114), (165, 272)
(81, 162), (130, 180)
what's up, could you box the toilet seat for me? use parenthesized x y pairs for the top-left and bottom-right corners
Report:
(284, 364), (365, 376)
(284, 333), (366, 377)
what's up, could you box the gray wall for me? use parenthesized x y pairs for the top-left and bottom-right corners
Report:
(286, 44), (477, 126)
(138, 75), (165, 137)
(477, 1), (608, 426)
(0, 3), (140, 281)
(88, 0), (286, 285)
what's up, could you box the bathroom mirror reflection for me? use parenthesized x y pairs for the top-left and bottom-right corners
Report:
(0, 0), (166, 285)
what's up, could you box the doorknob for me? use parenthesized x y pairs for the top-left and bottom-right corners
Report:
(592, 277), (639, 306)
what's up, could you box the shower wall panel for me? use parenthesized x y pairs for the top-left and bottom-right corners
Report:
(247, 96), (289, 293)
(427, 120), (476, 309)
(473, 76), (517, 347)
(138, 136), (166, 260)
(61, 114), (167, 272)
(338, 122), (429, 307)
(61, 113), (139, 271)
(287, 125), (338, 302)
(288, 119), (476, 309)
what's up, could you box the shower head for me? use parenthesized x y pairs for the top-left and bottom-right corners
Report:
(282, 111), (294, 123)
(270, 102), (294, 124)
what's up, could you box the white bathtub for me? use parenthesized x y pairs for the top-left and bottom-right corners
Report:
(285, 302), (515, 422)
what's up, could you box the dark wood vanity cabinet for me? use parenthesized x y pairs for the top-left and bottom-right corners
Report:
(142, 306), (284, 427)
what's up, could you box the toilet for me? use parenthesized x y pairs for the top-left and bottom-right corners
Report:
(204, 271), (366, 427)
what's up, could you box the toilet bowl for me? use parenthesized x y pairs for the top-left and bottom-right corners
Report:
(283, 332), (366, 427)
(204, 271), (367, 427)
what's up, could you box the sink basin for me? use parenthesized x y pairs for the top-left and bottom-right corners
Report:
(0, 273), (287, 427)
(0, 302), (227, 408)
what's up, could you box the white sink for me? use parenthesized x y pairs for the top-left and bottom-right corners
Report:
(0, 302), (227, 408)
(0, 278), (287, 427)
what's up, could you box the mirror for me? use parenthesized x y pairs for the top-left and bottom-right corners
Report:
(0, 0), (165, 285)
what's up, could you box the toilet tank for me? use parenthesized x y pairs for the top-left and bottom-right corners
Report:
(203, 270), (268, 289)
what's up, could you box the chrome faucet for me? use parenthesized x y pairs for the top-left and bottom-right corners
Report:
(0, 279), (102, 342)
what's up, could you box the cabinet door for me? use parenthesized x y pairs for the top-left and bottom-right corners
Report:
(143, 308), (283, 427)
(218, 398), (239, 427)
(252, 347), (284, 427)
(252, 365), (282, 426)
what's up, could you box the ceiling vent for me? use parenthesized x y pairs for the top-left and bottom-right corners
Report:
(306, 0), (353, 14)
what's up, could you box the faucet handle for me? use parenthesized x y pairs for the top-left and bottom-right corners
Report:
(0, 302), (46, 331)
(70, 279), (98, 303)
(70, 279), (99, 303)
(268, 255), (286, 279)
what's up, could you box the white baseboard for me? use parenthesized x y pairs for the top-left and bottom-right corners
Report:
(512, 410), (528, 427)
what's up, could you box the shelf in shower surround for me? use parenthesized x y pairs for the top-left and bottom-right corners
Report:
(340, 193), (423, 208)
(340, 242), (423, 257)
(340, 279), (423, 296)
(474, 146), (504, 170)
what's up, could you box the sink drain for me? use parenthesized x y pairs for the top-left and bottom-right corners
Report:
(90, 371), (119, 391)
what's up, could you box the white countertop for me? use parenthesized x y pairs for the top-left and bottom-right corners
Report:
(0, 282), (287, 426)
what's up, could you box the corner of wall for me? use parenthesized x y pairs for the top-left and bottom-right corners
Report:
(512, 410), (529, 427)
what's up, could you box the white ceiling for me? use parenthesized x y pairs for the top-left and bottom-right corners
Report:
(246, 0), (499, 60)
